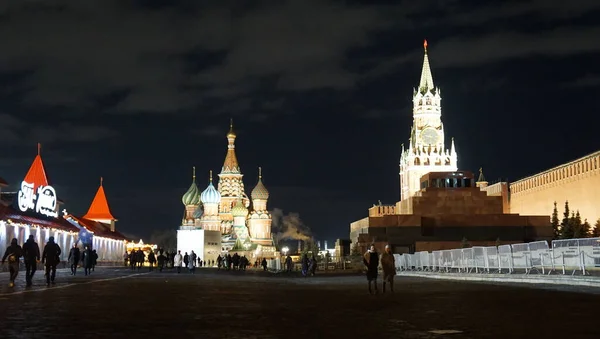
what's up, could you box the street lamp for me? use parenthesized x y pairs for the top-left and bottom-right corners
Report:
(282, 246), (289, 256)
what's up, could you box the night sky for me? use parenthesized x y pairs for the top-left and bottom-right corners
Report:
(1, 1), (599, 243)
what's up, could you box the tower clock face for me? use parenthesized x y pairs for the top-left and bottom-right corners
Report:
(420, 128), (439, 145)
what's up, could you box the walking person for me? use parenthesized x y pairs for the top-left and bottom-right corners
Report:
(42, 236), (61, 286)
(381, 245), (396, 293)
(68, 244), (80, 276)
(82, 246), (93, 276)
(2, 238), (23, 287)
(174, 250), (183, 273)
(148, 250), (156, 272)
(189, 251), (197, 274)
(22, 235), (41, 287)
(92, 249), (98, 271)
(363, 244), (380, 294)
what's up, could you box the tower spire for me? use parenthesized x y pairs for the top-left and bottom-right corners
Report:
(258, 166), (262, 180)
(100, 176), (103, 186)
(37, 143), (41, 156)
(419, 39), (435, 92)
(222, 119), (240, 174)
(209, 170), (213, 183)
(192, 166), (196, 182)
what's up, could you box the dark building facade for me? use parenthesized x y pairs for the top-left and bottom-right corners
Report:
(350, 171), (553, 254)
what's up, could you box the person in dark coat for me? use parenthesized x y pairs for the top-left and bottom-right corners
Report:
(92, 249), (98, 271)
(42, 236), (61, 286)
(148, 250), (156, 272)
(363, 244), (380, 294)
(82, 246), (93, 276)
(22, 235), (40, 287)
(2, 238), (23, 287)
(68, 244), (81, 276)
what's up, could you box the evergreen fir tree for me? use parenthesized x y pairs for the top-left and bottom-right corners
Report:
(569, 211), (584, 238)
(593, 219), (600, 238)
(461, 237), (470, 248)
(560, 201), (572, 239)
(551, 201), (560, 239)
(581, 219), (591, 238)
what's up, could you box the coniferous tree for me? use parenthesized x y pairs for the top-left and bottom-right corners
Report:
(461, 237), (470, 248)
(560, 201), (573, 239)
(571, 210), (584, 238)
(593, 219), (600, 238)
(581, 219), (591, 238)
(551, 202), (560, 239)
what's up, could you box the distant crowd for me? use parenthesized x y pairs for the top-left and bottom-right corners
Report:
(123, 249), (272, 273)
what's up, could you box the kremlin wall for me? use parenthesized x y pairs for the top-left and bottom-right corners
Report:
(0, 145), (128, 266)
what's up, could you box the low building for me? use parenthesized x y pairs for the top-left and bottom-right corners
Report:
(350, 171), (553, 254)
(1, 145), (127, 263)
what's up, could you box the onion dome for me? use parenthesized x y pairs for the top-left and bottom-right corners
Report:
(231, 198), (248, 217)
(251, 167), (269, 200)
(200, 170), (221, 204)
(227, 118), (236, 139)
(193, 204), (204, 218)
(182, 167), (201, 206)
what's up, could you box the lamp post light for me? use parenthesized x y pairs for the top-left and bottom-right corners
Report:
(282, 246), (289, 256)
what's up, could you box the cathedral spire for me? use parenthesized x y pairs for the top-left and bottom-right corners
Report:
(222, 120), (240, 174)
(419, 39), (435, 92)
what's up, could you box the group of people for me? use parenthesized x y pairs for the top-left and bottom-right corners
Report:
(1, 235), (62, 287)
(216, 253), (262, 271)
(67, 244), (98, 276)
(363, 244), (396, 294)
(299, 254), (318, 276)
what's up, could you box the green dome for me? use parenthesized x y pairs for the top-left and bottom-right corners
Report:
(231, 198), (248, 217)
(182, 179), (200, 206)
(251, 167), (269, 200)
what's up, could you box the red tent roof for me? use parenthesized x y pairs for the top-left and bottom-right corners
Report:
(23, 144), (49, 190)
(83, 177), (116, 221)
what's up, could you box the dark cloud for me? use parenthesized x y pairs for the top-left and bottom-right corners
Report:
(0, 0), (393, 116)
(0, 113), (117, 145)
(563, 74), (600, 88)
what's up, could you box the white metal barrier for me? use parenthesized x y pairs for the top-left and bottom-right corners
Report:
(395, 237), (600, 276)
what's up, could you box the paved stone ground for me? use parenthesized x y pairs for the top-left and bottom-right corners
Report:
(0, 267), (599, 339)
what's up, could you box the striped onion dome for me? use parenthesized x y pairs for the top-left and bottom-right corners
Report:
(182, 167), (200, 206)
(251, 167), (269, 200)
(200, 182), (221, 204)
(200, 170), (221, 204)
(231, 198), (248, 217)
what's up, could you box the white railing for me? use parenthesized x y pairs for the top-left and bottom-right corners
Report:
(395, 237), (600, 276)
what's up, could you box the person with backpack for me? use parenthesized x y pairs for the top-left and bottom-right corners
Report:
(42, 236), (61, 286)
(2, 238), (23, 288)
(22, 235), (41, 287)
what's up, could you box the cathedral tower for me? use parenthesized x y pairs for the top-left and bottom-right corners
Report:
(181, 167), (201, 225)
(399, 40), (458, 200)
(218, 120), (250, 225)
(200, 170), (222, 232)
(248, 167), (272, 244)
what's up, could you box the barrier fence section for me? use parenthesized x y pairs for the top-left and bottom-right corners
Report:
(395, 237), (600, 276)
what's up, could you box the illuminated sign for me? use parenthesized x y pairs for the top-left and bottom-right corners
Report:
(17, 181), (58, 218)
